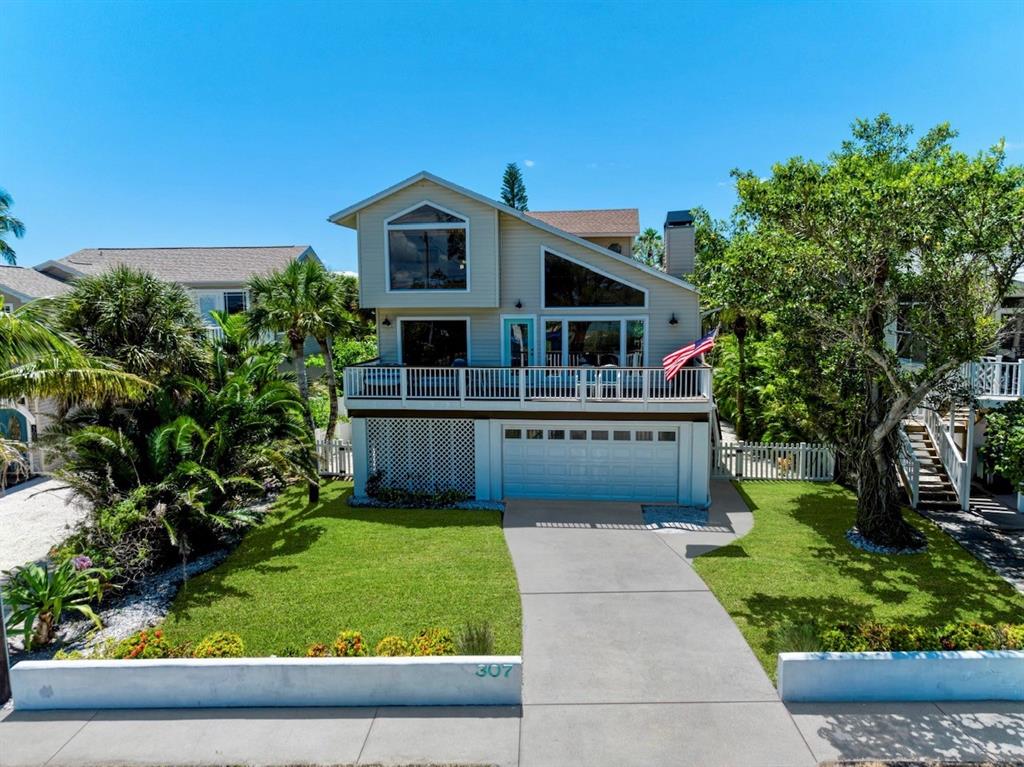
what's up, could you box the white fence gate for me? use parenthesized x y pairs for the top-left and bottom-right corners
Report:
(317, 440), (353, 477)
(712, 441), (835, 481)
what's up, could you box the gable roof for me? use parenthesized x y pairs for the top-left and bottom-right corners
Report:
(527, 209), (639, 237)
(0, 266), (73, 302)
(327, 171), (696, 294)
(36, 246), (316, 286)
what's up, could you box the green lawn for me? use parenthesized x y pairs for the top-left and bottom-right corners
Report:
(162, 481), (522, 655)
(692, 482), (1024, 678)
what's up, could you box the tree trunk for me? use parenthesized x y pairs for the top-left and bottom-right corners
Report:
(292, 337), (320, 505)
(854, 431), (923, 548)
(734, 315), (749, 440)
(319, 336), (340, 439)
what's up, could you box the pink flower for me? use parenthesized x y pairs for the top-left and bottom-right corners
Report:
(71, 555), (93, 571)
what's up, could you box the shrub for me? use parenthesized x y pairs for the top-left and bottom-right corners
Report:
(456, 622), (495, 655)
(2, 559), (110, 649)
(52, 648), (86, 660)
(276, 645), (303, 657)
(887, 623), (931, 651)
(193, 631), (245, 658)
(935, 622), (998, 651)
(819, 623), (870, 652)
(410, 627), (456, 656)
(364, 474), (471, 508)
(770, 621), (823, 653)
(998, 623), (1024, 650)
(333, 630), (367, 657)
(306, 642), (332, 657)
(374, 635), (411, 656)
(112, 629), (172, 659)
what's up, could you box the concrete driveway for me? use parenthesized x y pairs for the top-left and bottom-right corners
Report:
(504, 483), (817, 767)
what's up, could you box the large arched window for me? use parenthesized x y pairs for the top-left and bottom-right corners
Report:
(386, 203), (468, 290)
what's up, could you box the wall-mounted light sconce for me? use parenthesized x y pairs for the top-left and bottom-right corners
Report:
(515, 299), (523, 309)
(669, 314), (678, 326)
(382, 317), (391, 327)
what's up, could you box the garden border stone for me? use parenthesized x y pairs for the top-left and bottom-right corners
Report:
(10, 655), (523, 710)
(777, 649), (1024, 702)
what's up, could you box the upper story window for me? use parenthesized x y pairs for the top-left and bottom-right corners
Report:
(387, 203), (468, 291)
(543, 250), (645, 307)
(223, 291), (247, 314)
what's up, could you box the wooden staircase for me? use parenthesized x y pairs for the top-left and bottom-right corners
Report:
(903, 420), (961, 511)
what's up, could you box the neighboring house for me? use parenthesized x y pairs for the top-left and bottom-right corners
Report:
(0, 247), (319, 477)
(330, 171), (712, 506)
(34, 246), (319, 330)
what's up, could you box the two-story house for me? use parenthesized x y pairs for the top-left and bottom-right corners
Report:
(330, 171), (713, 506)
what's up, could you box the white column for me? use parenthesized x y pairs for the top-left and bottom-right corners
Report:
(473, 420), (491, 501)
(962, 404), (976, 512)
(690, 421), (711, 509)
(351, 417), (369, 497)
(677, 422), (693, 505)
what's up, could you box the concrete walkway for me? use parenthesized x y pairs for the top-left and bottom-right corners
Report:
(504, 483), (816, 767)
(0, 478), (87, 573)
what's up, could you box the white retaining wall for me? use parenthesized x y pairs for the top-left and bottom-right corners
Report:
(11, 656), (523, 710)
(778, 650), (1024, 702)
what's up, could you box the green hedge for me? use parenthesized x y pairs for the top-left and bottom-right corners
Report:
(776, 620), (1024, 653)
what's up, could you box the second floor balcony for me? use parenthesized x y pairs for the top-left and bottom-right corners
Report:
(343, 363), (712, 414)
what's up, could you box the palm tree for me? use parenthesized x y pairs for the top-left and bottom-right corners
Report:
(247, 258), (331, 502)
(634, 227), (664, 268)
(305, 269), (355, 438)
(0, 188), (25, 264)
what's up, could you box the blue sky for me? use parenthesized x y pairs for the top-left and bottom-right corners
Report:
(2, 0), (1022, 272)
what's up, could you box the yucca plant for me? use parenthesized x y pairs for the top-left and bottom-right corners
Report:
(2, 559), (110, 649)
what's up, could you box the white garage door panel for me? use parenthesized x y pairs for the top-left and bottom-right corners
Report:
(502, 424), (680, 501)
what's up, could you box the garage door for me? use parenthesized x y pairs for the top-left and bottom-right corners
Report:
(502, 424), (680, 501)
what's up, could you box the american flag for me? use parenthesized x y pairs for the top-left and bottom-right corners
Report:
(662, 327), (718, 381)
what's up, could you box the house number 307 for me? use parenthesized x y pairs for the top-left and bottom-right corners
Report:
(476, 663), (514, 678)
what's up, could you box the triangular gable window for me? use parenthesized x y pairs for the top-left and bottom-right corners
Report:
(389, 204), (465, 225)
(544, 251), (645, 307)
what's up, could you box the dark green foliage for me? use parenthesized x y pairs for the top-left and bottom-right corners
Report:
(810, 621), (1017, 652)
(981, 398), (1024, 490)
(0, 186), (25, 264)
(365, 471), (471, 507)
(500, 162), (529, 211)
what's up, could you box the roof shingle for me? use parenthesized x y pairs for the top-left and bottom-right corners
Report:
(46, 246), (313, 284)
(526, 208), (640, 237)
(0, 266), (73, 300)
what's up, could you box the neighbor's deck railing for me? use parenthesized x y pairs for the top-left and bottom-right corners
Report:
(343, 365), (711, 404)
(712, 441), (835, 481)
(965, 358), (1024, 400)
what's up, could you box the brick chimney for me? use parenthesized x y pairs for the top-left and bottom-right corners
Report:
(664, 210), (695, 278)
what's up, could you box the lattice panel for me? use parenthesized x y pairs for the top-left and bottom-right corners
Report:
(366, 418), (475, 496)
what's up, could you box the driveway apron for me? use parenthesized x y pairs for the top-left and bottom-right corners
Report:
(504, 482), (817, 767)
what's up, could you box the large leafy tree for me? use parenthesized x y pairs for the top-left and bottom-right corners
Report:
(634, 227), (664, 268)
(500, 162), (529, 211)
(734, 115), (1024, 547)
(0, 187), (25, 264)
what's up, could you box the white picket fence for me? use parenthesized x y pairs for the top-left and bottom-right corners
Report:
(316, 439), (353, 477)
(712, 441), (835, 481)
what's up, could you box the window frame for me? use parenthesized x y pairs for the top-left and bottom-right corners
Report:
(539, 246), (648, 309)
(396, 316), (472, 366)
(384, 200), (471, 293)
(540, 315), (649, 367)
(222, 290), (248, 315)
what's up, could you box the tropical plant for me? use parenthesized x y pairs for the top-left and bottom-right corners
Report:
(374, 635), (411, 656)
(304, 267), (355, 438)
(0, 187), (25, 264)
(633, 227), (664, 268)
(730, 115), (1024, 547)
(53, 265), (208, 381)
(2, 559), (109, 649)
(500, 162), (529, 211)
(332, 630), (367, 657)
(456, 622), (495, 655)
(410, 627), (456, 656)
(981, 398), (1024, 490)
(193, 631), (245, 658)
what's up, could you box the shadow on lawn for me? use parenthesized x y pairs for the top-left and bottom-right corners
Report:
(699, 482), (1024, 638)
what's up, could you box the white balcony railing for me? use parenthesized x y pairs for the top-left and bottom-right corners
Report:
(966, 359), (1023, 400)
(344, 365), (711, 404)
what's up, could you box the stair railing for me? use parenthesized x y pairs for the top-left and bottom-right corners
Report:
(896, 427), (921, 508)
(918, 406), (970, 509)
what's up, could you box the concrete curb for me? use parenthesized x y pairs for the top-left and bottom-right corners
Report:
(778, 650), (1024, 702)
(10, 656), (523, 710)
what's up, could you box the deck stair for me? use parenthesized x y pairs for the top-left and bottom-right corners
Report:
(903, 420), (961, 511)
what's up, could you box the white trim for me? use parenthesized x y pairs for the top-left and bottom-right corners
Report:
(539, 314), (649, 367)
(396, 316), (473, 365)
(540, 246), (648, 309)
(499, 314), (538, 366)
(384, 200), (470, 294)
(327, 170), (698, 294)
